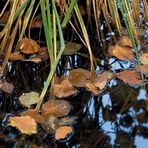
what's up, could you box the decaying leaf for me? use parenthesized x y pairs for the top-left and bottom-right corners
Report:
(86, 81), (102, 95)
(108, 44), (134, 61)
(38, 47), (49, 60)
(19, 38), (40, 54)
(94, 71), (114, 90)
(57, 41), (82, 55)
(22, 109), (45, 124)
(135, 64), (148, 75)
(1, 81), (14, 93)
(24, 57), (42, 63)
(68, 68), (91, 87)
(56, 116), (78, 126)
(9, 53), (24, 61)
(140, 53), (148, 65)
(41, 100), (71, 118)
(30, 17), (42, 28)
(55, 126), (73, 140)
(8, 116), (37, 135)
(53, 79), (77, 98)
(118, 36), (133, 48)
(116, 70), (143, 85)
(0, 11), (10, 24)
(19, 91), (40, 108)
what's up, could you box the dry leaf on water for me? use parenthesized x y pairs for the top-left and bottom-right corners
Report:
(19, 91), (40, 108)
(1, 81), (14, 93)
(118, 36), (133, 48)
(41, 100), (71, 118)
(55, 126), (73, 140)
(116, 70), (143, 85)
(140, 53), (148, 65)
(68, 68), (91, 87)
(94, 71), (114, 90)
(9, 53), (24, 61)
(30, 17), (42, 28)
(19, 38), (40, 54)
(53, 79), (77, 98)
(86, 82), (102, 95)
(135, 64), (148, 75)
(8, 116), (37, 135)
(22, 109), (45, 124)
(108, 44), (134, 61)
(24, 57), (42, 63)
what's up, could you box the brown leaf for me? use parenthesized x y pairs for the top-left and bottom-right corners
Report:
(41, 100), (71, 118)
(22, 109), (45, 124)
(140, 53), (148, 65)
(118, 36), (133, 47)
(2, 81), (14, 93)
(25, 57), (42, 63)
(108, 44), (134, 61)
(30, 17), (42, 28)
(53, 79), (77, 98)
(55, 126), (73, 140)
(86, 81), (102, 95)
(9, 53), (24, 61)
(8, 116), (37, 135)
(38, 47), (49, 60)
(116, 70), (143, 85)
(94, 71), (114, 90)
(19, 38), (39, 54)
(0, 11), (10, 24)
(135, 64), (148, 75)
(68, 68), (91, 87)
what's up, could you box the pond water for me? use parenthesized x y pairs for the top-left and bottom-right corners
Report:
(0, 54), (148, 148)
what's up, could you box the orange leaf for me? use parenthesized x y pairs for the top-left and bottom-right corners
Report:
(68, 68), (91, 87)
(116, 70), (143, 85)
(139, 53), (148, 65)
(55, 126), (73, 140)
(108, 44), (134, 61)
(53, 79), (77, 98)
(94, 71), (114, 90)
(41, 100), (71, 118)
(86, 81), (102, 95)
(118, 36), (133, 48)
(135, 64), (148, 75)
(19, 38), (39, 54)
(9, 53), (24, 61)
(8, 116), (37, 135)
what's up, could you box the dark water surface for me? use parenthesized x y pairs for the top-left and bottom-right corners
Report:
(0, 56), (148, 148)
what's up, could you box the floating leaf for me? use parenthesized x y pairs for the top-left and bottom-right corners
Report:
(41, 115), (57, 134)
(38, 47), (49, 60)
(2, 81), (14, 93)
(8, 116), (37, 135)
(68, 68), (91, 87)
(30, 17), (42, 28)
(57, 116), (78, 126)
(118, 36), (133, 47)
(94, 71), (114, 90)
(135, 64), (148, 75)
(19, 91), (40, 108)
(9, 53), (24, 61)
(86, 81), (102, 95)
(116, 70), (143, 85)
(140, 53), (148, 65)
(22, 109), (45, 124)
(57, 41), (82, 55)
(19, 38), (39, 54)
(24, 57), (42, 63)
(0, 11), (9, 24)
(41, 100), (71, 118)
(53, 79), (77, 98)
(108, 44), (134, 61)
(55, 126), (73, 140)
